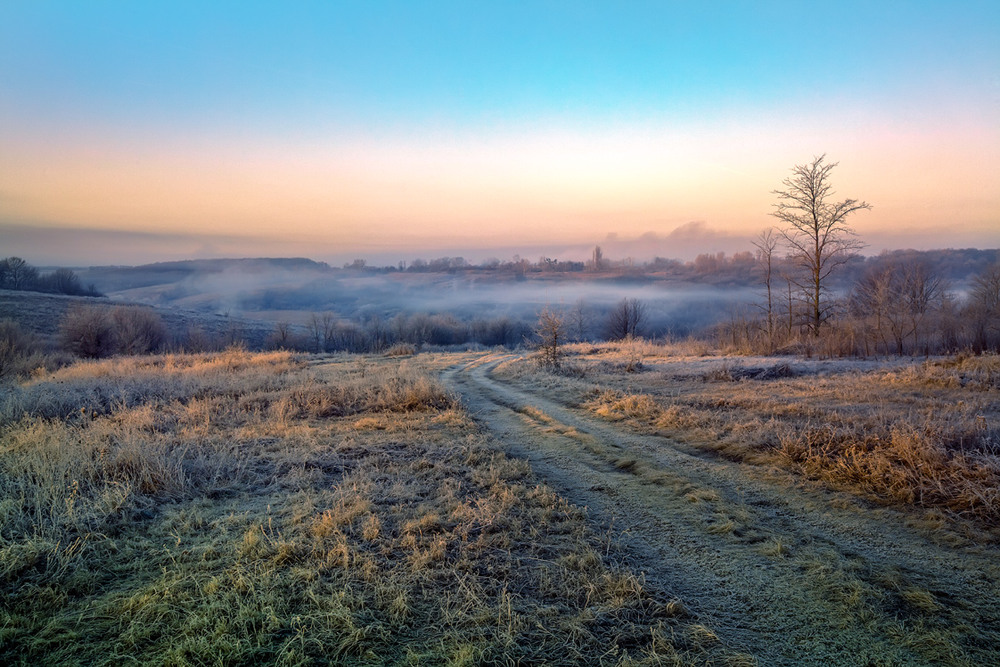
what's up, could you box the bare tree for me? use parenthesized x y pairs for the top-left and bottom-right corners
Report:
(851, 265), (895, 355)
(535, 307), (566, 368)
(568, 299), (589, 342)
(321, 313), (337, 351)
(968, 263), (1000, 351)
(49, 268), (84, 295)
(782, 273), (796, 337)
(752, 228), (780, 352)
(851, 257), (945, 355)
(366, 314), (389, 352)
(591, 246), (603, 271)
(772, 155), (871, 336)
(899, 259), (945, 354)
(270, 321), (292, 349)
(1, 257), (38, 290)
(307, 312), (337, 352)
(606, 298), (645, 340)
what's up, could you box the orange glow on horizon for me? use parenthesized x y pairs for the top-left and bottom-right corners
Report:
(2, 112), (998, 256)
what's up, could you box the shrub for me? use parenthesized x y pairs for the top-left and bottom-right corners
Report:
(0, 319), (42, 381)
(111, 306), (167, 355)
(384, 342), (417, 357)
(58, 305), (168, 358)
(60, 306), (117, 358)
(535, 307), (566, 368)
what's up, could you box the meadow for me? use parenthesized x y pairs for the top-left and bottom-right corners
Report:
(473, 343), (1000, 664)
(495, 341), (1000, 533)
(0, 349), (742, 665)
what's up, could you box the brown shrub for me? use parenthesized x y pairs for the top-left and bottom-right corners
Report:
(60, 305), (117, 358)
(110, 306), (167, 355)
(0, 319), (45, 381)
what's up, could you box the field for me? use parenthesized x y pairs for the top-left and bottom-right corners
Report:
(2, 343), (999, 664)
(0, 349), (743, 665)
(495, 341), (1000, 529)
(477, 342), (1000, 664)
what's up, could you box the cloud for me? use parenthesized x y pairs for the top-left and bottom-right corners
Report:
(593, 222), (751, 261)
(665, 220), (720, 241)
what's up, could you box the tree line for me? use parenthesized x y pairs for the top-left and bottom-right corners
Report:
(725, 155), (1000, 355)
(0, 257), (102, 297)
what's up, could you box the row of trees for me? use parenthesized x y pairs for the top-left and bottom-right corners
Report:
(269, 252), (1000, 358)
(0, 257), (102, 297)
(280, 299), (649, 355)
(715, 263), (1000, 357)
(744, 155), (999, 355)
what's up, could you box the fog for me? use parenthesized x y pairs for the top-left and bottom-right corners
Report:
(82, 260), (761, 341)
(55, 246), (1000, 352)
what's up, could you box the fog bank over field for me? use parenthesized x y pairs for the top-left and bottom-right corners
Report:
(78, 259), (757, 338)
(67, 246), (997, 350)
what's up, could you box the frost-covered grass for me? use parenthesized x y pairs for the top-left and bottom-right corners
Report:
(0, 349), (736, 665)
(501, 341), (1000, 530)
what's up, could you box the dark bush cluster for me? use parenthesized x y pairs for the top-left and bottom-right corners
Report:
(274, 311), (533, 353)
(0, 257), (102, 297)
(60, 305), (167, 358)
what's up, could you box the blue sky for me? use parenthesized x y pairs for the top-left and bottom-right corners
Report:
(6, 2), (995, 124)
(1, 1), (998, 265)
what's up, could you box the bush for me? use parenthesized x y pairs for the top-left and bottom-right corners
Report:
(60, 306), (117, 358)
(111, 306), (167, 355)
(384, 342), (417, 357)
(0, 319), (42, 381)
(535, 308), (566, 368)
(58, 305), (168, 358)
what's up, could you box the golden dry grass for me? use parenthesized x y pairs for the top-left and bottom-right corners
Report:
(498, 342), (1000, 531)
(0, 349), (737, 665)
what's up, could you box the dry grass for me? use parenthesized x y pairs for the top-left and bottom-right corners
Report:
(498, 344), (1000, 531)
(1, 349), (735, 665)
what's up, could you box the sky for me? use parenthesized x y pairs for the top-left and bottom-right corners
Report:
(1, 1), (998, 267)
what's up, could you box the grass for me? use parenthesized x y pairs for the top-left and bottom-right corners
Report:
(0, 349), (737, 665)
(497, 341), (1000, 532)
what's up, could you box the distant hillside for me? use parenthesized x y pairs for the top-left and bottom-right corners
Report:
(77, 257), (332, 293)
(0, 289), (275, 351)
(59, 248), (999, 343)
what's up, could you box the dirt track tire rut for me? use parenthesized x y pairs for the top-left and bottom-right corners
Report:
(442, 353), (1000, 666)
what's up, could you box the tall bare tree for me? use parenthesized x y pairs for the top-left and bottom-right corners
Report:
(606, 298), (645, 340)
(568, 299), (589, 342)
(752, 227), (779, 352)
(772, 155), (870, 336)
(968, 263), (1000, 351)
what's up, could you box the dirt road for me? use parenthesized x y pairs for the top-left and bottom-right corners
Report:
(441, 353), (1000, 666)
